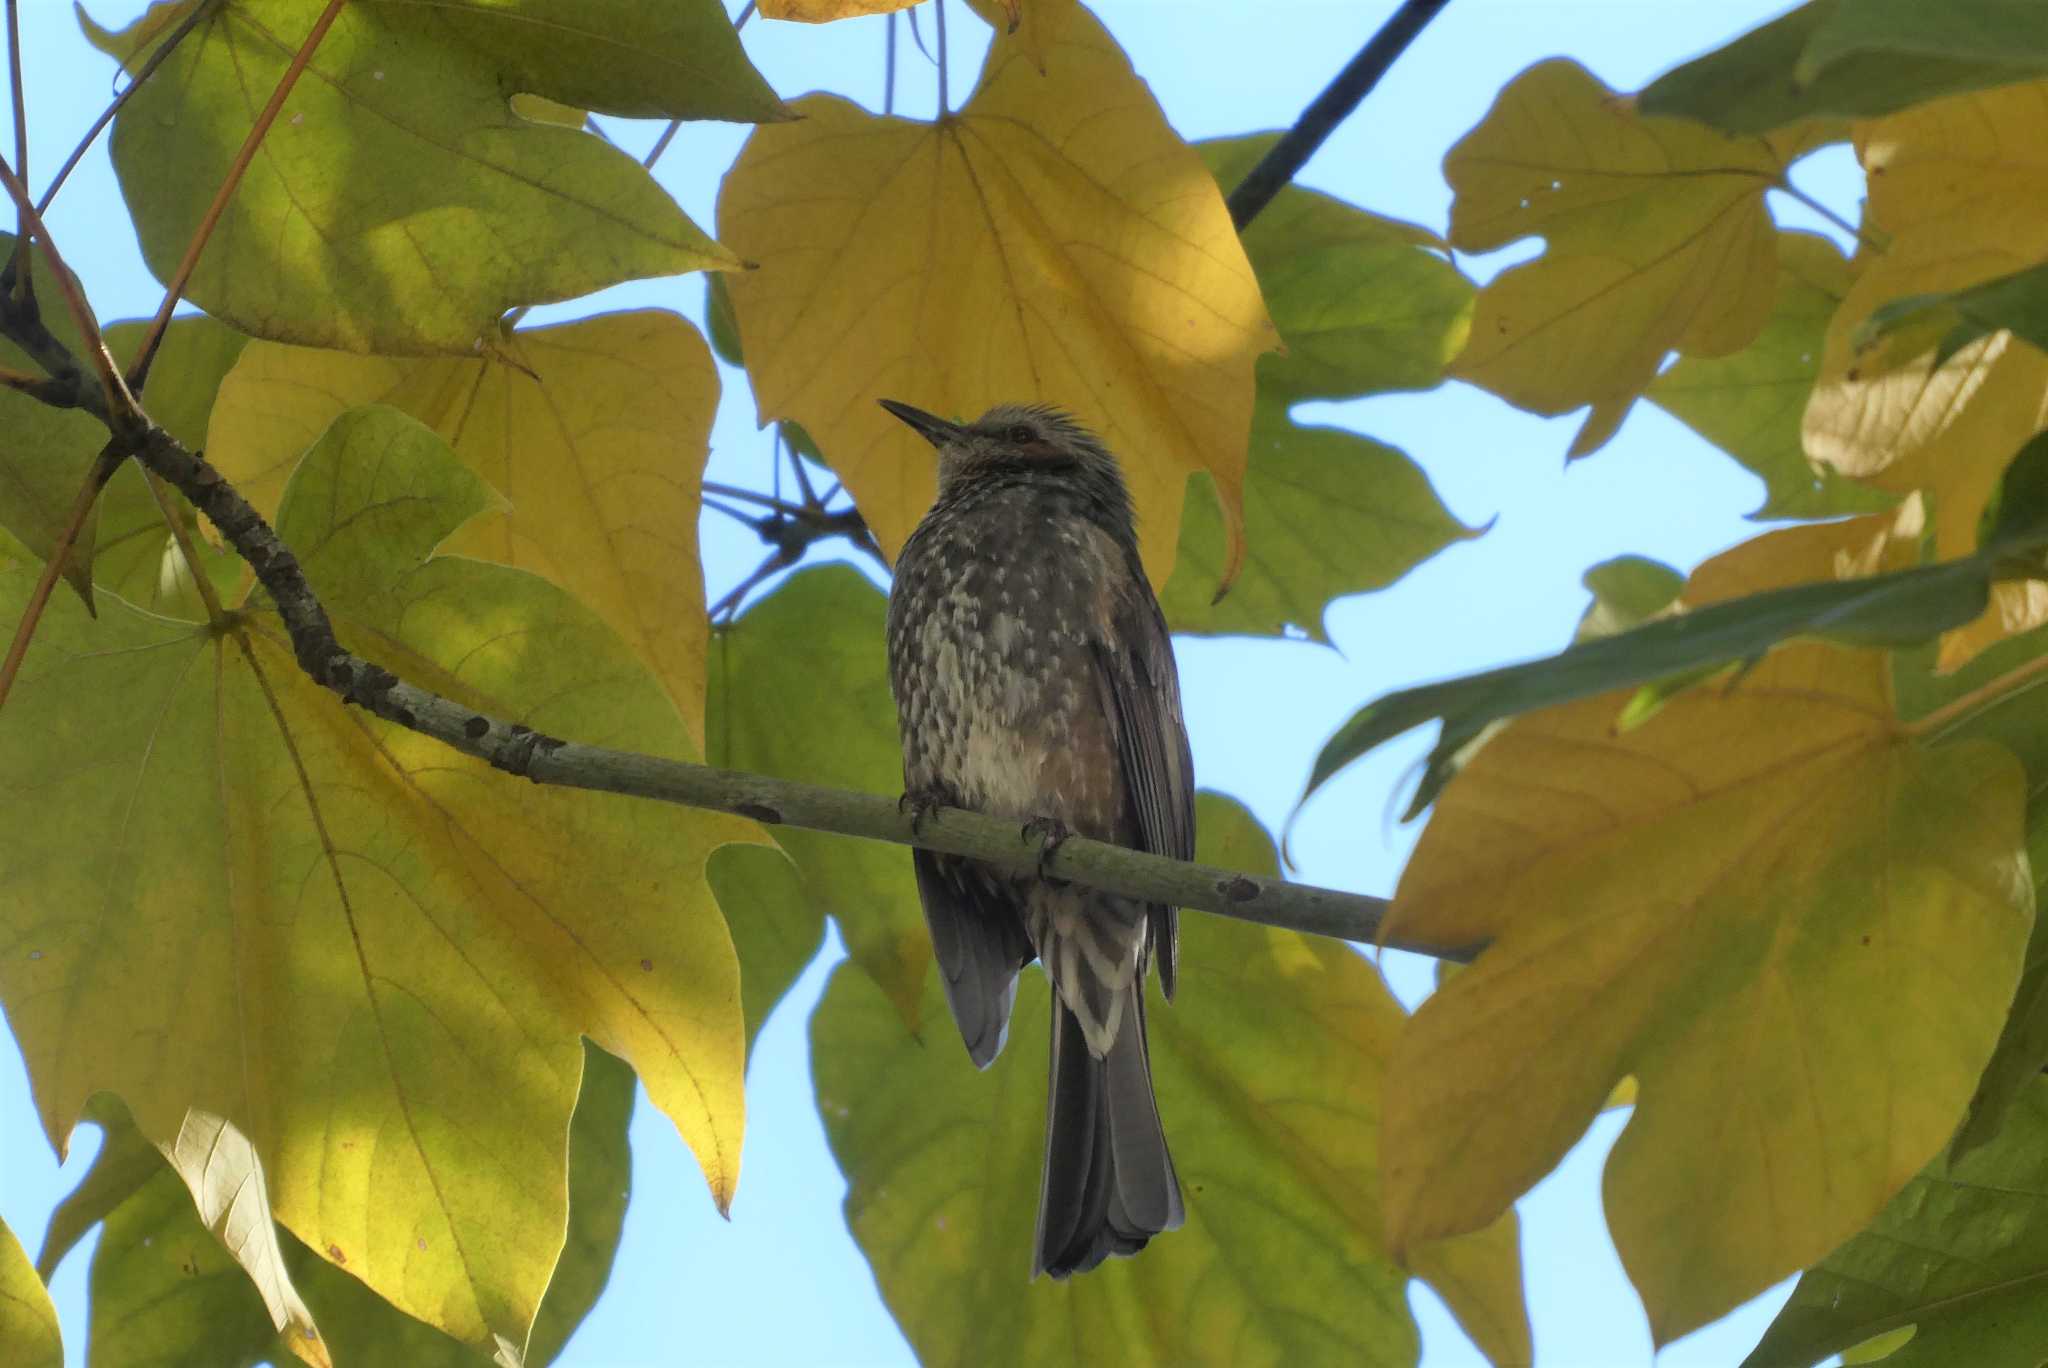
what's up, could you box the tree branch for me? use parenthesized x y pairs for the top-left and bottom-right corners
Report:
(102, 421), (1465, 961)
(1226, 0), (1451, 229)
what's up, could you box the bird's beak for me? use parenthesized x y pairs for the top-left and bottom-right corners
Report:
(878, 398), (963, 449)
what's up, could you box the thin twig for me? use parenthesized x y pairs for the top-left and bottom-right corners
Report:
(0, 156), (134, 418)
(1227, 0), (1451, 229)
(884, 11), (897, 116)
(6, 0), (25, 235)
(1775, 179), (1882, 253)
(129, 0), (348, 393)
(0, 443), (121, 711)
(935, 0), (949, 116)
(701, 497), (758, 527)
(702, 480), (824, 520)
(735, 1), (757, 28)
(783, 425), (820, 506)
(643, 119), (682, 171)
(38, 0), (218, 214)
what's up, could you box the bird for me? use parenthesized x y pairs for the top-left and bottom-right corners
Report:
(879, 397), (1193, 1279)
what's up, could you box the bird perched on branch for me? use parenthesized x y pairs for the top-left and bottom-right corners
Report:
(880, 398), (1193, 1278)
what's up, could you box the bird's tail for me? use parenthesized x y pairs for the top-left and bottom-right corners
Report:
(1032, 982), (1183, 1278)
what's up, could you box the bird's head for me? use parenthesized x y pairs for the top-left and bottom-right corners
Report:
(878, 399), (1128, 505)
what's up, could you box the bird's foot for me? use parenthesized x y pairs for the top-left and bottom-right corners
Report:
(899, 787), (947, 837)
(1021, 815), (1073, 883)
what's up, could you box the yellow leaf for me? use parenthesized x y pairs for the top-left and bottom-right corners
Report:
(1380, 527), (2032, 1345)
(204, 312), (716, 746)
(718, 0), (1276, 588)
(0, 408), (753, 1354)
(1803, 82), (2048, 671)
(0, 1214), (61, 1368)
(1446, 60), (1812, 456)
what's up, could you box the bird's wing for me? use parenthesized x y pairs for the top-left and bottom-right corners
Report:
(914, 845), (1034, 1069)
(1090, 576), (1196, 999)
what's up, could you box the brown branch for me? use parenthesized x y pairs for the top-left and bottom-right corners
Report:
(130, 0), (348, 392)
(1227, 0), (1451, 229)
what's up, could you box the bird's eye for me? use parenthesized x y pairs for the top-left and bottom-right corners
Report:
(1006, 424), (1035, 444)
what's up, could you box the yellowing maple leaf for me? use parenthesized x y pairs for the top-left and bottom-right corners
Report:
(1804, 81), (2048, 671)
(0, 408), (755, 1355)
(1378, 523), (2032, 1346)
(1447, 60), (1816, 455)
(203, 313), (717, 747)
(718, 0), (1276, 586)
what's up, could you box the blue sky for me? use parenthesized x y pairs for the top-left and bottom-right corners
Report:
(0, 1), (1863, 1364)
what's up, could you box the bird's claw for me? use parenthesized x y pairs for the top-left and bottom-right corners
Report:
(1021, 815), (1073, 883)
(899, 788), (946, 837)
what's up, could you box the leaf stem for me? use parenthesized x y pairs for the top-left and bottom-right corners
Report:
(129, 0), (348, 395)
(1226, 0), (1451, 229)
(1775, 177), (1880, 253)
(0, 443), (120, 712)
(884, 12), (897, 116)
(5, 0), (25, 233)
(1908, 651), (2048, 742)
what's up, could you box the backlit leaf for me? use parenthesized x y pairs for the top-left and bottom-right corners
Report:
(1803, 81), (2048, 670)
(1647, 232), (1896, 519)
(1163, 402), (1474, 642)
(83, 1), (771, 353)
(813, 795), (1531, 1368)
(1743, 1077), (2048, 1368)
(0, 406), (754, 1354)
(1446, 61), (1814, 456)
(203, 312), (718, 746)
(707, 566), (929, 1028)
(718, 0), (1277, 586)
(0, 1214), (61, 1368)
(1377, 525), (2033, 1344)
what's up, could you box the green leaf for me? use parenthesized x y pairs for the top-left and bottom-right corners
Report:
(1647, 233), (1898, 520)
(707, 566), (930, 1029)
(82, 0), (769, 353)
(1574, 555), (1683, 642)
(708, 842), (827, 1054)
(810, 794), (1532, 1368)
(1163, 402), (1475, 641)
(1857, 257), (2048, 370)
(1743, 1076), (2048, 1367)
(705, 272), (745, 368)
(1, 1213), (62, 1368)
(1636, 0), (2040, 134)
(1306, 430), (2048, 815)
(0, 404), (751, 1354)
(1199, 135), (1474, 401)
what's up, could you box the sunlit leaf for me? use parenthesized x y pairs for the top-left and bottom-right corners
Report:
(0, 406), (754, 1354)
(813, 794), (1532, 1368)
(1635, 0), (2029, 134)
(1199, 135), (1474, 402)
(83, 1), (774, 352)
(1803, 80), (2048, 670)
(762, 0), (921, 18)
(203, 312), (717, 746)
(707, 566), (929, 1028)
(1647, 232), (1896, 519)
(719, 0), (1277, 586)
(1377, 524), (2033, 1345)
(1573, 555), (1683, 642)
(1744, 1077), (2048, 1368)
(1445, 60), (1816, 455)
(1163, 402), (1475, 642)
(0, 1213), (62, 1368)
